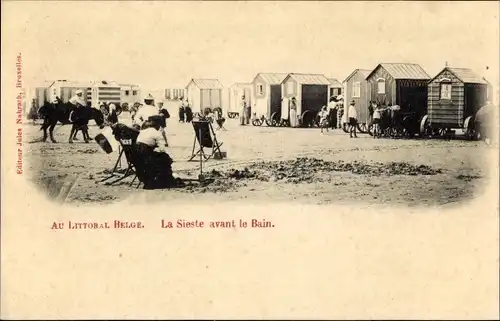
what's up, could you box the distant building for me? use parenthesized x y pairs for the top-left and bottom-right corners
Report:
(185, 79), (223, 113)
(251, 73), (288, 118)
(48, 80), (92, 104)
(120, 84), (141, 106)
(165, 88), (186, 101)
(365, 63), (430, 118)
(281, 73), (330, 117)
(327, 78), (343, 98)
(428, 67), (488, 128)
(228, 83), (252, 114)
(342, 69), (371, 125)
(28, 80), (53, 108)
(45, 80), (123, 107)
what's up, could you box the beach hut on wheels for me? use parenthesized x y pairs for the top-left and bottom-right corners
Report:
(185, 79), (223, 114)
(328, 78), (343, 98)
(366, 63), (430, 131)
(424, 67), (488, 138)
(343, 69), (372, 130)
(252, 73), (288, 121)
(228, 83), (252, 118)
(281, 73), (330, 127)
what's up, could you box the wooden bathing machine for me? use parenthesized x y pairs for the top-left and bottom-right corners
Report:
(426, 67), (488, 131)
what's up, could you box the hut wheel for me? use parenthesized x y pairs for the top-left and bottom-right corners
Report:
(367, 123), (374, 136)
(463, 116), (477, 140)
(342, 122), (349, 133)
(252, 118), (262, 126)
(419, 115), (433, 137)
(270, 112), (279, 126)
(357, 122), (368, 133)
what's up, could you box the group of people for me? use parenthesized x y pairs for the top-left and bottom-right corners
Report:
(120, 93), (181, 189)
(317, 98), (358, 137)
(178, 99), (193, 123)
(239, 95), (252, 125)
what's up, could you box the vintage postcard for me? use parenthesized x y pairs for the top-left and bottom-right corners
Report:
(1, 1), (499, 319)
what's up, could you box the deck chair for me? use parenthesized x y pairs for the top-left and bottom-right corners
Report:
(188, 120), (224, 162)
(101, 124), (143, 187)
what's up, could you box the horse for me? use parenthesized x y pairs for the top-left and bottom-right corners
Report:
(37, 100), (105, 143)
(71, 102), (122, 141)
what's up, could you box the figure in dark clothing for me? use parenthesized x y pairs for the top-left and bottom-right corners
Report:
(184, 105), (193, 123)
(179, 106), (185, 122)
(134, 121), (183, 189)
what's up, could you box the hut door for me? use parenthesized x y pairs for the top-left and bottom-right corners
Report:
(400, 85), (427, 117)
(201, 89), (211, 110)
(301, 85), (328, 114)
(270, 85), (282, 118)
(210, 89), (221, 109)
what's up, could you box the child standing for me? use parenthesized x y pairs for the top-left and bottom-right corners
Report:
(318, 106), (329, 133)
(372, 104), (382, 138)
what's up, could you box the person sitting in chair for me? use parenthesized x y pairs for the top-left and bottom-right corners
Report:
(135, 120), (179, 189)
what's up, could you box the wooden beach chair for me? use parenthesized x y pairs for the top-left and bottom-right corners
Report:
(99, 124), (143, 188)
(188, 120), (225, 162)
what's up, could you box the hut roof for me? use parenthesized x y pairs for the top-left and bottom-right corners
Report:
(367, 63), (430, 80)
(343, 69), (371, 83)
(430, 67), (488, 84)
(188, 79), (223, 89)
(285, 73), (331, 85)
(230, 82), (252, 88)
(328, 78), (343, 88)
(253, 73), (289, 85)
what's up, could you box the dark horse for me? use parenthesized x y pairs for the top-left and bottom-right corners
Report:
(37, 100), (105, 143)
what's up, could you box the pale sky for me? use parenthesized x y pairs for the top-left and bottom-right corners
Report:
(3, 1), (499, 95)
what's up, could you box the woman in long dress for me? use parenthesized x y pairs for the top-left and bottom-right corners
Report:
(289, 97), (297, 127)
(281, 97), (290, 126)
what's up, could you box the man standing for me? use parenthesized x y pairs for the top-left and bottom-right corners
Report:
(348, 100), (358, 138)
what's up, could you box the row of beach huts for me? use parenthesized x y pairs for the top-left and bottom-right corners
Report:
(175, 63), (494, 134)
(29, 62), (494, 134)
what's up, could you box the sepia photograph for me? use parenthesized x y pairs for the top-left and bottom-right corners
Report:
(2, 1), (499, 319)
(7, 2), (498, 206)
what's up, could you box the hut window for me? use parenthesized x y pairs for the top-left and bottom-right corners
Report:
(258, 84), (263, 95)
(352, 82), (361, 98)
(377, 79), (386, 94)
(125, 90), (130, 96)
(440, 83), (452, 100)
(132, 90), (137, 95)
